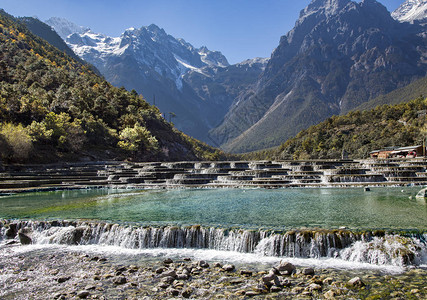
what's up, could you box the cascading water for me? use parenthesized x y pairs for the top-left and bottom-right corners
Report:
(2, 220), (425, 268)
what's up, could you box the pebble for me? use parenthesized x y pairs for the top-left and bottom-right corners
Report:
(57, 276), (71, 283)
(113, 276), (127, 285)
(76, 290), (90, 298)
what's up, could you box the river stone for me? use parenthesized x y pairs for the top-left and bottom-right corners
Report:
(182, 288), (193, 298)
(161, 270), (177, 278)
(176, 273), (189, 280)
(169, 288), (180, 296)
(276, 261), (296, 275)
(241, 270), (253, 276)
(302, 268), (315, 276)
(270, 285), (282, 292)
(155, 267), (165, 274)
(324, 290), (336, 299)
(57, 276), (71, 283)
(245, 291), (261, 296)
(262, 273), (277, 284)
(199, 260), (209, 268)
(163, 258), (173, 265)
(222, 264), (235, 272)
(6, 223), (17, 238)
(18, 231), (32, 245)
(308, 283), (322, 291)
(162, 276), (176, 285)
(113, 276), (127, 285)
(213, 262), (223, 268)
(76, 290), (90, 299)
(348, 277), (365, 287)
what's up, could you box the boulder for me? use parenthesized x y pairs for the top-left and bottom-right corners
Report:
(302, 268), (315, 276)
(199, 260), (209, 268)
(275, 261), (296, 275)
(348, 277), (365, 287)
(5, 223), (17, 238)
(222, 264), (235, 272)
(18, 231), (32, 245)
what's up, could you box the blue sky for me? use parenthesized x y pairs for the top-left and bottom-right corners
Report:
(0, 0), (405, 64)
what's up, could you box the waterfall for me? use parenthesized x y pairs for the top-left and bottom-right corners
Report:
(1, 220), (425, 267)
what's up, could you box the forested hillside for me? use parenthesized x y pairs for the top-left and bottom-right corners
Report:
(244, 96), (427, 160)
(0, 10), (224, 163)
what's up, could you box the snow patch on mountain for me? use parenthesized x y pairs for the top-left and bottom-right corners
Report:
(47, 18), (229, 90)
(45, 17), (88, 40)
(392, 0), (427, 23)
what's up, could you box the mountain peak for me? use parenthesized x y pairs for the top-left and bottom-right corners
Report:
(45, 17), (88, 39)
(301, 0), (351, 18)
(392, 0), (427, 23)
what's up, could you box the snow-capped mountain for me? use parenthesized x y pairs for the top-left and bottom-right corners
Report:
(392, 0), (427, 23)
(45, 17), (88, 40)
(52, 22), (228, 91)
(47, 19), (264, 143)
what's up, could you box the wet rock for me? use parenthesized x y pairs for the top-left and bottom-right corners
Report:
(5, 223), (17, 238)
(276, 261), (296, 275)
(161, 269), (177, 278)
(199, 260), (209, 268)
(308, 283), (322, 291)
(182, 288), (193, 298)
(302, 268), (315, 276)
(163, 258), (173, 265)
(240, 270), (253, 276)
(18, 231), (32, 245)
(84, 285), (96, 290)
(348, 277), (365, 287)
(162, 276), (175, 285)
(262, 273), (277, 284)
(213, 262), (223, 268)
(183, 257), (192, 261)
(222, 264), (235, 272)
(169, 288), (180, 296)
(324, 290), (336, 299)
(155, 267), (165, 274)
(176, 273), (189, 280)
(270, 285), (282, 292)
(113, 276), (127, 285)
(57, 276), (71, 283)
(77, 290), (90, 298)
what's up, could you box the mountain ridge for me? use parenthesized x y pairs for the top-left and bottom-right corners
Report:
(211, 0), (427, 153)
(46, 18), (267, 144)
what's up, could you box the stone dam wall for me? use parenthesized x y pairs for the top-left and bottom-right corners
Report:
(1, 159), (427, 193)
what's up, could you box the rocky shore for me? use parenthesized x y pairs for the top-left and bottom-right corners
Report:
(1, 243), (426, 299)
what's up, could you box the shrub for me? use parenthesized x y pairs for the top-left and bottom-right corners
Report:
(0, 122), (33, 161)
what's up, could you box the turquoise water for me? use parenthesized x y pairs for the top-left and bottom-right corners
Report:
(0, 187), (426, 231)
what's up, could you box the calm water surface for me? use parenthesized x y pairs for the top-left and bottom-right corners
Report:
(0, 187), (426, 230)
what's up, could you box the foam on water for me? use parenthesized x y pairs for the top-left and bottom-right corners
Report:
(0, 242), (406, 274)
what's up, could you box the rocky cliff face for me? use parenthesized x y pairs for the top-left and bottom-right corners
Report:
(211, 0), (427, 153)
(46, 18), (266, 143)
